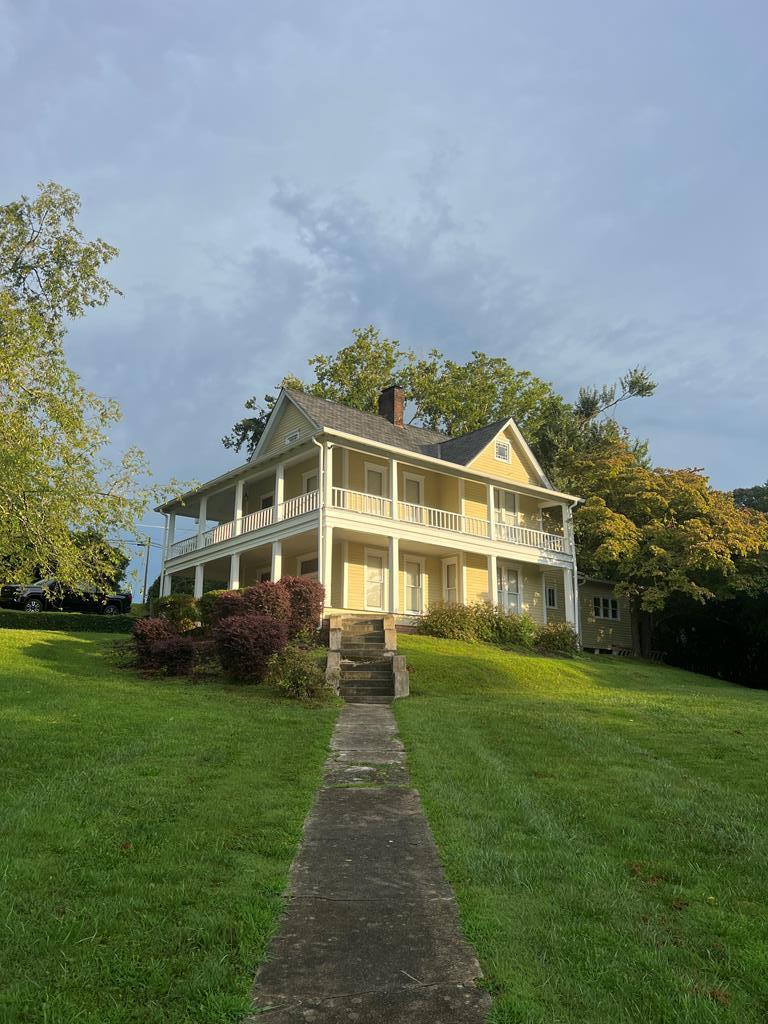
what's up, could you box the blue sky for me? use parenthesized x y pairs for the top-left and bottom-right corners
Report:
(2, 0), (767, 590)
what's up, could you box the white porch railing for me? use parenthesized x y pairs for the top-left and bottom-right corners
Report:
(332, 487), (392, 518)
(331, 487), (568, 555)
(168, 489), (320, 558)
(494, 521), (566, 553)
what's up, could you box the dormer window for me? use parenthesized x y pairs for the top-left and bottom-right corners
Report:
(284, 429), (300, 446)
(495, 440), (510, 462)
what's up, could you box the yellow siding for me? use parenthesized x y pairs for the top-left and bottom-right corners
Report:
(260, 401), (314, 459)
(464, 551), (491, 603)
(468, 426), (541, 486)
(518, 564), (545, 625)
(284, 456), (318, 500)
(331, 538), (344, 607)
(517, 494), (543, 529)
(345, 541), (365, 609)
(243, 477), (276, 516)
(462, 480), (488, 520)
(346, 450), (389, 492)
(579, 582), (633, 650)
(543, 570), (566, 624)
(438, 475), (461, 513)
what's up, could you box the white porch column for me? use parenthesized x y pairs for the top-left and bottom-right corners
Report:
(388, 535), (399, 613)
(323, 443), (333, 507)
(563, 567), (576, 625)
(160, 573), (172, 597)
(274, 464), (285, 522)
(457, 551), (465, 603)
(390, 457), (398, 519)
(196, 495), (208, 549)
(541, 570), (548, 625)
(234, 480), (244, 536)
(271, 540), (283, 581)
(229, 552), (241, 590)
(194, 563), (204, 599)
(166, 512), (176, 557)
(488, 553), (498, 606)
(321, 525), (333, 609)
(487, 484), (496, 540)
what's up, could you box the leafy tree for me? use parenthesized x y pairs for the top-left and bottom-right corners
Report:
(0, 182), (178, 587)
(574, 440), (768, 655)
(225, 325), (655, 483)
(733, 481), (768, 515)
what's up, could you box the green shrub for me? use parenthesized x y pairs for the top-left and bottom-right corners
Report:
(242, 581), (292, 622)
(0, 609), (133, 633)
(197, 589), (229, 627)
(155, 594), (198, 631)
(267, 644), (331, 701)
(209, 590), (248, 625)
(418, 602), (478, 642)
(535, 621), (579, 657)
(494, 610), (539, 649)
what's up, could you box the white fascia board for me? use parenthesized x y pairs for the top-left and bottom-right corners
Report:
(320, 428), (582, 504)
(485, 418), (555, 490)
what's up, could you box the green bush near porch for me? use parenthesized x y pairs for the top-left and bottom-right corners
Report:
(0, 608), (133, 633)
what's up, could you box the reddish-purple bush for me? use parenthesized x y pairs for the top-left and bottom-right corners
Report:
(132, 617), (176, 668)
(151, 634), (195, 675)
(242, 581), (292, 622)
(279, 576), (325, 637)
(209, 590), (247, 624)
(213, 613), (289, 682)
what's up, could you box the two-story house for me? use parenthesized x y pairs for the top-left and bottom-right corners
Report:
(157, 386), (582, 632)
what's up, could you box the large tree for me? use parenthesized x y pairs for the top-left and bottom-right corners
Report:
(224, 326), (655, 487)
(0, 182), (176, 586)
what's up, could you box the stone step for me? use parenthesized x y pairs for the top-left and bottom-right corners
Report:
(340, 685), (395, 697)
(340, 650), (388, 662)
(341, 694), (394, 705)
(341, 633), (385, 643)
(340, 638), (386, 649)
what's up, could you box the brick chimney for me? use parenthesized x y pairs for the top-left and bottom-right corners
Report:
(378, 384), (405, 427)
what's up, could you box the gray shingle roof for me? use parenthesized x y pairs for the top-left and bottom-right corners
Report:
(284, 389), (518, 468)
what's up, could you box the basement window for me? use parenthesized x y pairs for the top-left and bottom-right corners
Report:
(593, 596), (619, 620)
(495, 440), (511, 462)
(284, 429), (300, 446)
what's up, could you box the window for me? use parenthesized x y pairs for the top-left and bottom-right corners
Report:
(303, 471), (318, 493)
(365, 465), (385, 496)
(284, 429), (300, 446)
(495, 440), (510, 462)
(493, 487), (517, 521)
(593, 596), (619, 620)
(260, 493), (274, 509)
(443, 559), (458, 604)
(403, 474), (423, 505)
(546, 586), (557, 609)
(299, 557), (319, 577)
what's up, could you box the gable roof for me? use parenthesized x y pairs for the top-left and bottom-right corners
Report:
(435, 418), (510, 465)
(283, 389), (447, 456)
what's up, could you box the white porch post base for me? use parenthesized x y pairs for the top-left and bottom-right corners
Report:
(563, 568), (576, 625)
(228, 552), (241, 590)
(488, 553), (498, 606)
(321, 525), (333, 609)
(193, 564), (204, 600)
(271, 540), (283, 581)
(388, 535), (399, 613)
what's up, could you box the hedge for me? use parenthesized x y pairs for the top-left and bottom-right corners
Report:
(0, 609), (134, 633)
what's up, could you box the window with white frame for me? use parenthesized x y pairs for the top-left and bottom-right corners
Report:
(493, 487), (517, 522)
(303, 470), (319, 493)
(593, 595), (619, 620)
(365, 464), (385, 496)
(403, 474), (423, 505)
(260, 493), (274, 509)
(298, 556), (319, 578)
(546, 585), (557, 609)
(284, 429), (300, 446)
(495, 440), (511, 462)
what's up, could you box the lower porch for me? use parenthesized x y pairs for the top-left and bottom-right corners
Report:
(162, 526), (577, 627)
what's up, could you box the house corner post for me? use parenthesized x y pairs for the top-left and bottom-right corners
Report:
(488, 553), (498, 606)
(228, 552), (241, 590)
(193, 563), (204, 599)
(388, 535), (399, 614)
(234, 479), (244, 536)
(271, 540), (283, 582)
(196, 495), (207, 550)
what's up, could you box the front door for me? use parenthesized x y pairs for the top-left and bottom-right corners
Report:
(405, 559), (423, 614)
(365, 551), (385, 610)
(497, 565), (520, 614)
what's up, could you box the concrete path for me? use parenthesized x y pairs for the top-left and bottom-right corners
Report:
(248, 703), (491, 1023)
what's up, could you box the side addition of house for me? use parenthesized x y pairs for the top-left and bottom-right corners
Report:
(157, 386), (582, 630)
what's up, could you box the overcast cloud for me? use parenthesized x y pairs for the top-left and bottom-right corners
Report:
(2, 0), (766, 586)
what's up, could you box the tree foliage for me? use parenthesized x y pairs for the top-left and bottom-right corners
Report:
(733, 481), (768, 515)
(0, 182), (178, 586)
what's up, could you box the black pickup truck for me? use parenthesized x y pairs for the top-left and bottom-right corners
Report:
(0, 579), (132, 616)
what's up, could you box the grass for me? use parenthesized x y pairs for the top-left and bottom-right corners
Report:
(394, 636), (768, 1024)
(0, 629), (338, 1024)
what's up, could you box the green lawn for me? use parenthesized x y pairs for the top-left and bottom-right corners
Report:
(395, 636), (768, 1024)
(0, 630), (338, 1024)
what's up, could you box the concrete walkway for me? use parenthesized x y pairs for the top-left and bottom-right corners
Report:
(248, 703), (491, 1023)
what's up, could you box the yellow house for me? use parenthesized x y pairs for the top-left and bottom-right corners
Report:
(158, 386), (582, 631)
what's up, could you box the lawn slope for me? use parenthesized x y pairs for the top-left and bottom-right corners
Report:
(395, 636), (768, 1024)
(0, 630), (337, 1024)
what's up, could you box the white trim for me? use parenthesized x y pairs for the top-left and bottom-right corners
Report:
(342, 540), (349, 608)
(403, 555), (426, 615)
(494, 439), (511, 463)
(363, 546), (387, 611)
(402, 471), (425, 506)
(364, 461), (387, 497)
(592, 593), (620, 620)
(343, 448), (349, 489)
(259, 492), (275, 509)
(546, 583), (558, 610)
(296, 551), (319, 578)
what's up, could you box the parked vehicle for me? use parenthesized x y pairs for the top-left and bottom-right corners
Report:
(1, 579), (132, 615)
